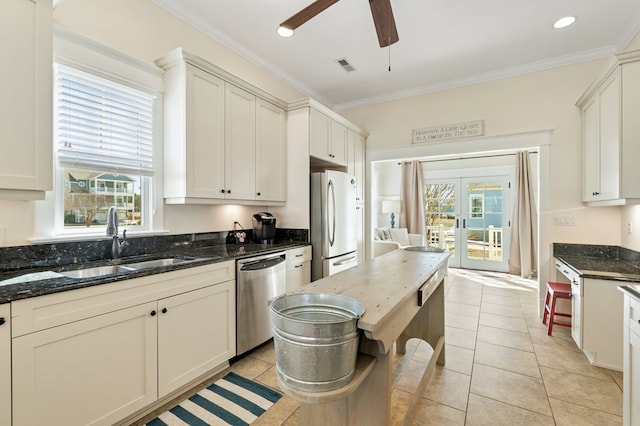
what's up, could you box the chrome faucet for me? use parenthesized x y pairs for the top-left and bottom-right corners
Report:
(106, 206), (127, 259)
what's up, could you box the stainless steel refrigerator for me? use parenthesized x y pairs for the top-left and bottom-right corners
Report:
(310, 170), (357, 281)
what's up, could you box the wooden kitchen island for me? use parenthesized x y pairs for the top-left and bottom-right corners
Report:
(277, 248), (450, 426)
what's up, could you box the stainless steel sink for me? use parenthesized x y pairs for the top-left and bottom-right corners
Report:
(60, 265), (135, 279)
(124, 258), (190, 270)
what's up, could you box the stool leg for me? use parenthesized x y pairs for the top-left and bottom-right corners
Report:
(547, 295), (557, 336)
(542, 290), (550, 325)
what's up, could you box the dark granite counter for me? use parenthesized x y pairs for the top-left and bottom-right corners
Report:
(553, 243), (640, 283)
(0, 229), (309, 304)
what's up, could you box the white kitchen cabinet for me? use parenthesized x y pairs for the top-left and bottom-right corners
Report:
(0, 304), (10, 426)
(158, 281), (235, 398)
(162, 62), (226, 201)
(578, 49), (640, 205)
(256, 98), (287, 202)
(356, 204), (365, 264)
(623, 294), (640, 426)
(11, 261), (236, 426)
(286, 246), (312, 292)
(12, 302), (158, 426)
(225, 83), (256, 200)
(310, 108), (347, 166)
(156, 48), (287, 204)
(0, 0), (52, 199)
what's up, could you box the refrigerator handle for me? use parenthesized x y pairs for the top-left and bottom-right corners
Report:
(328, 180), (336, 247)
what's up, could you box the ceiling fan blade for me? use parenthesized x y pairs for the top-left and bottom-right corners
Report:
(280, 0), (340, 31)
(369, 0), (399, 47)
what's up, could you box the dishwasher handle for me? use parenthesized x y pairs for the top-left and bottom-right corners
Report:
(239, 254), (285, 271)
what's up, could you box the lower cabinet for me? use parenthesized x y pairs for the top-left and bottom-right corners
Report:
(11, 261), (236, 426)
(158, 282), (235, 398)
(12, 302), (158, 426)
(623, 294), (640, 426)
(1, 304), (10, 426)
(286, 246), (312, 293)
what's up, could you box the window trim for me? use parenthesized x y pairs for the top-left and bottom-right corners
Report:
(33, 27), (165, 242)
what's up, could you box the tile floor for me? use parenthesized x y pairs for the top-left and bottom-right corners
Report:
(134, 268), (624, 425)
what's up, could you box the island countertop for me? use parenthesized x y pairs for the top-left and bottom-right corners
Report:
(299, 248), (450, 352)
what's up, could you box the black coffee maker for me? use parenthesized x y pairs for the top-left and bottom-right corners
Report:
(252, 212), (276, 244)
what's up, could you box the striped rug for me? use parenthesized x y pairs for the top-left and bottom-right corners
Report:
(146, 372), (283, 426)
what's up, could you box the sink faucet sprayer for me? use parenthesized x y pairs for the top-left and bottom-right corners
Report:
(106, 206), (126, 259)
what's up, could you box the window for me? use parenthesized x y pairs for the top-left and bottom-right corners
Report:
(469, 194), (484, 218)
(51, 61), (158, 236)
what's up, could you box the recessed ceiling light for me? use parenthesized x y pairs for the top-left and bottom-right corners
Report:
(554, 16), (576, 29)
(277, 26), (294, 37)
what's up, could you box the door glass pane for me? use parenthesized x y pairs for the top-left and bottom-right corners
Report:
(465, 181), (503, 262)
(424, 183), (456, 254)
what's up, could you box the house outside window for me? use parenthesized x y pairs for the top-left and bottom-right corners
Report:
(469, 194), (484, 218)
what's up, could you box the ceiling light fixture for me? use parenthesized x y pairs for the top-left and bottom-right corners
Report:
(553, 16), (576, 29)
(277, 26), (294, 37)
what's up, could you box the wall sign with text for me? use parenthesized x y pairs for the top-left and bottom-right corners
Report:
(412, 120), (484, 144)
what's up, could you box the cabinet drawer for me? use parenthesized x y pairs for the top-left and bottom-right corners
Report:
(555, 259), (577, 282)
(12, 261), (235, 337)
(287, 246), (311, 268)
(629, 296), (640, 337)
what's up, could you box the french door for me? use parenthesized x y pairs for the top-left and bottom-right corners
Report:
(424, 175), (512, 272)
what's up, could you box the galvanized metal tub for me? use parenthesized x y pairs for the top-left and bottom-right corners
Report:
(270, 292), (365, 392)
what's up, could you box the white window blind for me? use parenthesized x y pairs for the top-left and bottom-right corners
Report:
(55, 64), (155, 175)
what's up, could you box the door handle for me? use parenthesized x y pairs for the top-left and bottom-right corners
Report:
(456, 218), (459, 228)
(462, 219), (466, 229)
(334, 256), (356, 266)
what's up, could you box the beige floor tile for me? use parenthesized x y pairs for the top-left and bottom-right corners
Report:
(421, 366), (471, 411)
(540, 366), (623, 417)
(396, 359), (429, 394)
(255, 364), (280, 391)
(249, 342), (277, 364)
(443, 344), (474, 375)
(411, 398), (466, 425)
(466, 393), (554, 425)
(470, 363), (551, 416)
(253, 395), (300, 426)
(446, 312), (479, 331)
(481, 293), (521, 307)
(478, 312), (528, 333)
(529, 324), (574, 346)
(230, 355), (273, 380)
(476, 325), (533, 352)
(532, 340), (613, 381)
(549, 397), (622, 426)
(446, 301), (480, 318)
(445, 292), (482, 307)
(474, 341), (541, 378)
(390, 389), (413, 426)
(412, 339), (436, 361)
(445, 326), (477, 350)
(480, 301), (524, 318)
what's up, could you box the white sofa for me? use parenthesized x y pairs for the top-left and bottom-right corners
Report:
(373, 227), (425, 258)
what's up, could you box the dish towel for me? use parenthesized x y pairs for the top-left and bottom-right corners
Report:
(146, 372), (282, 426)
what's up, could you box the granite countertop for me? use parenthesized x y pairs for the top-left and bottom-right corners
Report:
(0, 240), (309, 304)
(553, 243), (640, 283)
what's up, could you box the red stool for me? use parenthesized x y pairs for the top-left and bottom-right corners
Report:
(542, 281), (572, 336)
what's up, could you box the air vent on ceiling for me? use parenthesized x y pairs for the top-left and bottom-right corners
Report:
(336, 58), (355, 72)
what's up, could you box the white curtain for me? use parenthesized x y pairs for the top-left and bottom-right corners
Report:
(509, 151), (537, 278)
(400, 160), (426, 238)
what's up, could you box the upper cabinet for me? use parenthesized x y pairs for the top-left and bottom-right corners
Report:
(310, 108), (347, 166)
(156, 49), (287, 205)
(577, 49), (640, 206)
(0, 0), (52, 200)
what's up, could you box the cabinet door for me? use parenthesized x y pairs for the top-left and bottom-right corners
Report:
(225, 84), (256, 200)
(330, 120), (347, 165)
(309, 108), (331, 161)
(256, 99), (287, 202)
(356, 204), (365, 264)
(12, 302), (158, 426)
(186, 65), (226, 199)
(583, 278), (624, 369)
(0, 0), (52, 195)
(598, 72), (621, 200)
(628, 328), (640, 426)
(582, 96), (600, 202)
(286, 261), (311, 292)
(158, 282), (236, 398)
(0, 305), (10, 426)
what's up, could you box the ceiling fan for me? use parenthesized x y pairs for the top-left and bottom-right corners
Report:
(278, 0), (399, 48)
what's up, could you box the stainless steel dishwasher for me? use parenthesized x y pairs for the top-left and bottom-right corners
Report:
(236, 252), (286, 356)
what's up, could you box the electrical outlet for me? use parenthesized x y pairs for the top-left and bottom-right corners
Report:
(553, 216), (576, 226)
